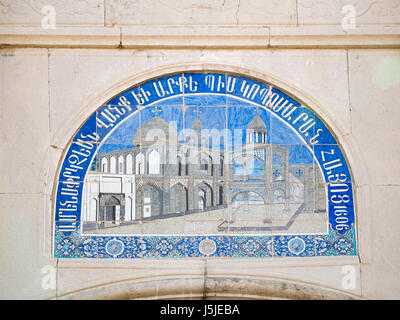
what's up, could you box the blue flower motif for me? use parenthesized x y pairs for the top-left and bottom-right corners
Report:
(241, 238), (260, 256)
(56, 238), (76, 257)
(78, 238), (97, 257)
(155, 238), (173, 256)
(333, 238), (352, 255)
(315, 236), (330, 255)
(288, 237), (305, 255)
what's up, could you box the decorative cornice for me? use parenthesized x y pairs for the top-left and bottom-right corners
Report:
(0, 25), (399, 49)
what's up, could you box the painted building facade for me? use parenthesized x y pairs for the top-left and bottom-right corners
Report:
(82, 110), (325, 234)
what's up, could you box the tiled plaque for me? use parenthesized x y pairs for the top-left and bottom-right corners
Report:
(54, 72), (356, 258)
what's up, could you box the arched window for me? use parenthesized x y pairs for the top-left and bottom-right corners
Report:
(196, 183), (213, 209)
(126, 196), (134, 220)
(101, 158), (108, 173)
(118, 155), (124, 174)
(198, 189), (206, 211)
(126, 154), (133, 174)
(89, 197), (97, 221)
(110, 156), (117, 174)
(148, 149), (160, 174)
(136, 152), (145, 174)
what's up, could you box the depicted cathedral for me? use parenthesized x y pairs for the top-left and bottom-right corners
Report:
(82, 108), (326, 232)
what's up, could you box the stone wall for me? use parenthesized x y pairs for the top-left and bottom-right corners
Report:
(1, 0), (400, 299)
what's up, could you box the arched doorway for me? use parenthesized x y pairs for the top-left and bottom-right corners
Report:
(99, 194), (123, 227)
(140, 184), (162, 218)
(170, 183), (188, 214)
(195, 183), (214, 211)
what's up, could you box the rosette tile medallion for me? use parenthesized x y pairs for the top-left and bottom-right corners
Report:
(54, 71), (357, 259)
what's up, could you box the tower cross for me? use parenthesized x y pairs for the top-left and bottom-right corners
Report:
(193, 106), (201, 117)
(151, 106), (162, 117)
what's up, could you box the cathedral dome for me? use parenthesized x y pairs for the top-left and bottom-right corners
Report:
(132, 116), (178, 145)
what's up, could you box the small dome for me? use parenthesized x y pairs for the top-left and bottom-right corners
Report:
(247, 114), (267, 130)
(132, 116), (178, 145)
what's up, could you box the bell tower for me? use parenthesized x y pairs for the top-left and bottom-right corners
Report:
(246, 113), (267, 144)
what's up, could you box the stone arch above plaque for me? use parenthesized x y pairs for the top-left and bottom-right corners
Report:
(54, 71), (356, 258)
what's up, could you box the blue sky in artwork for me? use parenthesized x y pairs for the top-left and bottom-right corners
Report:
(97, 94), (313, 164)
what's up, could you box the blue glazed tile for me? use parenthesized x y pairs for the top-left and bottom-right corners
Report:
(273, 235), (316, 257)
(312, 116), (337, 145)
(55, 184), (83, 224)
(141, 104), (184, 134)
(58, 143), (98, 183)
(143, 236), (185, 258)
(183, 105), (227, 149)
(271, 144), (317, 190)
(54, 223), (83, 257)
(184, 94), (226, 107)
(225, 75), (271, 107)
(270, 107), (314, 145)
(230, 236), (272, 258)
(227, 105), (271, 150)
(226, 95), (258, 107)
(54, 236), (80, 258)
(96, 236), (152, 258)
(139, 74), (185, 106)
(53, 71), (357, 259)
(97, 109), (140, 147)
(72, 113), (98, 143)
(77, 237), (98, 258)
(184, 105), (226, 129)
(180, 236), (239, 258)
(184, 72), (228, 95)
(314, 236), (331, 256)
(96, 105), (138, 142)
(106, 87), (141, 108)
(313, 144), (352, 183)
(328, 182), (355, 235)
(323, 226), (357, 256)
